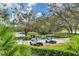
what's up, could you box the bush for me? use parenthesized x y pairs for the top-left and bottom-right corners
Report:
(27, 32), (39, 35)
(64, 35), (79, 54)
(53, 33), (68, 38)
(24, 35), (32, 40)
(53, 33), (79, 38)
(31, 46), (78, 56)
(27, 32), (39, 38)
(16, 37), (24, 40)
(40, 35), (47, 39)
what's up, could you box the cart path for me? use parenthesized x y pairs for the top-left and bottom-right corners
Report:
(16, 38), (69, 45)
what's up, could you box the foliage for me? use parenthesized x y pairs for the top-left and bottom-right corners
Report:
(24, 35), (32, 40)
(64, 35), (79, 54)
(0, 24), (17, 56)
(14, 44), (32, 56)
(27, 32), (39, 36)
(48, 3), (79, 34)
(31, 46), (78, 56)
(17, 37), (24, 40)
(9, 3), (79, 35)
(30, 35), (79, 56)
(53, 33), (79, 38)
(53, 33), (69, 38)
(0, 8), (8, 21)
(32, 17), (51, 34)
(14, 26), (23, 32)
(40, 35), (47, 39)
(0, 25), (32, 56)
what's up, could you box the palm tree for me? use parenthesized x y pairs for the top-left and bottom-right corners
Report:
(0, 24), (17, 56)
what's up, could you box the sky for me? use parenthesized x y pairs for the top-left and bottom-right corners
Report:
(7, 3), (48, 20)
(32, 3), (48, 16)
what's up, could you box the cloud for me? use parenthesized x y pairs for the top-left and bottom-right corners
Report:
(26, 3), (36, 11)
(36, 12), (42, 18)
(6, 3), (13, 7)
(27, 7), (32, 11)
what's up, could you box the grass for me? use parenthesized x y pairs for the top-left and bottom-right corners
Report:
(41, 43), (64, 48)
(32, 43), (64, 50)
(60, 30), (68, 33)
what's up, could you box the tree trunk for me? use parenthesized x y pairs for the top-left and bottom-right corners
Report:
(24, 28), (27, 35)
(74, 26), (78, 34)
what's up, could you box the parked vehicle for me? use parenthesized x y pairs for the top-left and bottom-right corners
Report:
(46, 37), (56, 43)
(30, 38), (43, 46)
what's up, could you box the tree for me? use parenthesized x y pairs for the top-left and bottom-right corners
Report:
(48, 3), (79, 34)
(12, 3), (33, 34)
(0, 24), (17, 56)
(0, 4), (9, 24)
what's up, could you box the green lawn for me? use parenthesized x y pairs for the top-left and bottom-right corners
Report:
(32, 43), (64, 50)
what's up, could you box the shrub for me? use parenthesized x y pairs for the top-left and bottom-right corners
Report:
(31, 46), (78, 56)
(40, 35), (47, 39)
(27, 32), (39, 35)
(53, 33), (79, 38)
(39, 31), (48, 35)
(64, 35), (79, 54)
(24, 35), (32, 40)
(17, 37), (24, 40)
(53, 33), (68, 38)
(27, 32), (39, 38)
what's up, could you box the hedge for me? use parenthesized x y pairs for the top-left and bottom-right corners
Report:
(12, 44), (79, 56)
(24, 35), (32, 40)
(53, 33), (79, 38)
(27, 32), (39, 35)
(31, 46), (78, 56)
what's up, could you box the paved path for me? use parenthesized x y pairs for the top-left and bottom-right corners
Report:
(15, 32), (69, 45)
(16, 38), (69, 45)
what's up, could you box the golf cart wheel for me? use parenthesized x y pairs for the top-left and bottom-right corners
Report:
(40, 43), (43, 46)
(51, 41), (56, 44)
(36, 43), (40, 46)
(36, 43), (43, 46)
(39, 43), (43, 46)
